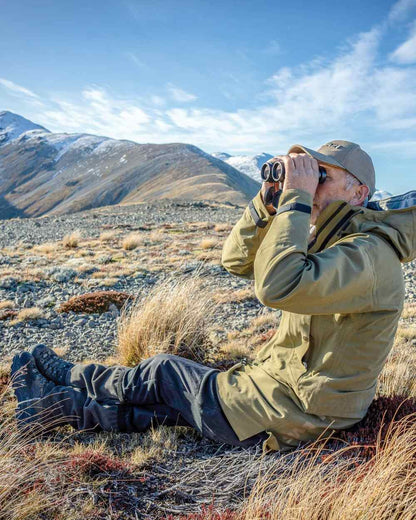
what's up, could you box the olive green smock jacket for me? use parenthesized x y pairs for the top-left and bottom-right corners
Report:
(216, 188), (416, 453)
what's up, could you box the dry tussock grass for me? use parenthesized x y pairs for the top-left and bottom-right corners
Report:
(212, 287), (255, 304)
(402, 303), (416, 319)
(395, 325), (416, 342)
(90, 270), (108, 279)
(25, 267), (47, 280)
(0, 300), (14, 310)
(196, 250), (221, 262)
(377, 324), (416, 398)
(15, 307), (44, 321)
(0, 382), (79, 520)
(189, 221), (215, 231)
(238, 415), (416, 520)
(247, 311), (280, 333)
(122, 232), (145, 250)
(116, 275), (217, 366)
(62, 229), (82, 248)
(33, 241), (59, 254)
(149, 230), (170, 243)
(99, 230), (118, 242)
(76, 263), (96, 273)
(214, 223), (233, 233)
(199, 238), (219, 250)
(219, 340), (251, 361)
(130, 426), (180, 466)
(218, 311), (280, 364)
(98, 277), (120, 287)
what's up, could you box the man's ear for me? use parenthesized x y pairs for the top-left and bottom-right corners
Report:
(349, 184), (370, 206)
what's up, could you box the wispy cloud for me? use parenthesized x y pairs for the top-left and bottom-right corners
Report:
(125, 51), (149, 69)
(167, 84), (197, 103)
(2, 0), (416, 157)
(0, 78), (39, 98)
(389, 22), (416, 63)
(387, 0), (416, 23)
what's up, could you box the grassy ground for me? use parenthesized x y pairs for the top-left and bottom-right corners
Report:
(0, 221), (415, 519)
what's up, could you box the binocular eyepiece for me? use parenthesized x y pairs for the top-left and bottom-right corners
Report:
(261, 159), (327, 184)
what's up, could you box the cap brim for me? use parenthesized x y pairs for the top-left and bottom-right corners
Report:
(288, 144), (346, 170)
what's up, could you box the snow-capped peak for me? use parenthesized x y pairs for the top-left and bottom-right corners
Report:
(0, 110), (49, 145)
(370, 190), (393, 201)
(212, 152), (273, 182)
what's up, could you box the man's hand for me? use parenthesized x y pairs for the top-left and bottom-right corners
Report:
(260, 180), (279, 215)
(279, 153), (320, 197)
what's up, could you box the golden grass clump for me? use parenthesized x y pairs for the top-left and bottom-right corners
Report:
(98, 277), (120, 287)
(248, 311), (280, 334)
(0, 379), (79, 520)
(196, 250), (221, 262)
(377, 324), (416, 398)
(239, 415), (416, 520)
(130, 426), (180, 467)
(402, 302), (416, 319)
(33, 241), (58, 254)
(99, 230), (118, 242)
(199, 238), (219, 250)
(116, 275), (218, 366)
(0, 300), (14, 310)
(62, 229), (82, 248)
(219, 340), (251, 361)
(16, 307), (44, 321)
(148, 230), (169, 243)
(122, 232), (145, 250)
(212, 287), (255, 304)
(214, 223), (233, 233)
(190, 221), (215, 231)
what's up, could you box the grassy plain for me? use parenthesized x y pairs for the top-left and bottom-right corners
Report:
(0, 219), (415, 519)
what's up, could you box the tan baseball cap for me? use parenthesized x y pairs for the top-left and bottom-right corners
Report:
(287, 140), (376, 197)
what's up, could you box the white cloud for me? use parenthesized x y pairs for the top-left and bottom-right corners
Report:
(387, 0), (416, 23)
(150, 95), (165, 106)
(389, 23), (416, 63)
(3, 5), (416, 157)
(167, 84), (197, 103)
(0, 78), (39, 98)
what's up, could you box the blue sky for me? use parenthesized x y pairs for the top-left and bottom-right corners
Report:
(1, 0), (416, 193)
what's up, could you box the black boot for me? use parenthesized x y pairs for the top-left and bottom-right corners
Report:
(29, 343), (75, 386)
(11, 352), (87, 433)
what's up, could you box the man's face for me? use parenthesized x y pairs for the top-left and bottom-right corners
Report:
(311, 164), (359, 225)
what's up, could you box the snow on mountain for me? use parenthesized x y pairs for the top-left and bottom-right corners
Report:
(0, 110), (49, 144)
(212, 152), (231, 161)
(370, 190), (393, 201)
(212, 152), (273, 181)
(0, 111), (260, 218)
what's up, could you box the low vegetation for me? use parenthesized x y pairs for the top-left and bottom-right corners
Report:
(116, 274), (218, 366)
(0, 216), (415, 518)
(62, 229), (82, 248)
(122, 232), (145, 250)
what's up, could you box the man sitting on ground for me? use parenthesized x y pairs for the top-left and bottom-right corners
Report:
(11, 140), (412, 453)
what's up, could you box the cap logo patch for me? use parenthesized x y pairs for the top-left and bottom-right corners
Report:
(326, 142), (345, 150)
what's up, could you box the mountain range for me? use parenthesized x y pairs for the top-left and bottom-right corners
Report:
(0, 111), (260, 219)
(0, 111), (391, 220)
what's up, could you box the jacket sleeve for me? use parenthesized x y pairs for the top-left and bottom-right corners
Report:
(221, 190), (276, 279)
(253, 189), (376, 314)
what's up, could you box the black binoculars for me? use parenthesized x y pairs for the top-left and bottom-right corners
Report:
(261, 158), (327, 184)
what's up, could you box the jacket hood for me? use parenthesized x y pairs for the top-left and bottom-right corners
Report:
(311, 190), (416, 264)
